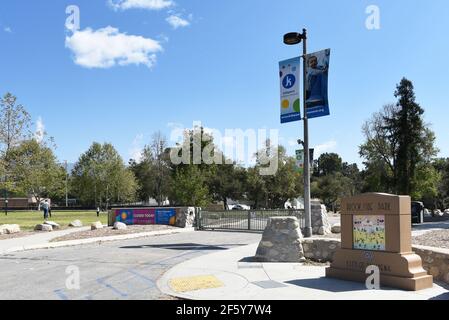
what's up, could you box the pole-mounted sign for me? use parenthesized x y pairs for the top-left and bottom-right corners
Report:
(295, 150), (304, 174)
(305, 49), (331, 119)
(279, 57), (301, 124)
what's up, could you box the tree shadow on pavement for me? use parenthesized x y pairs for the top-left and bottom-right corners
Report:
(119, 243), (245, 251)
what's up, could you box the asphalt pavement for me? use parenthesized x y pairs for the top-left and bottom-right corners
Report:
(0, 230), (261, 300)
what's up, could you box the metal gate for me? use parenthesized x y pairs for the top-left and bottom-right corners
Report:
(197, 209), (305, 231)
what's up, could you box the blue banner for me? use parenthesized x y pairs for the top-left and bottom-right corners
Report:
(305, 49), (331, 119)
(155, 209), (176, 226)
(279, 57), (301, 123)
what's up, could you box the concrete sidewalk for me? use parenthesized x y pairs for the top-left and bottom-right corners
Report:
(0, 226), (194, 255)
(0, 227), (91, 255)
(157, 243), (449, 300)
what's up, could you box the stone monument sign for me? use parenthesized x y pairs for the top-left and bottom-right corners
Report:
(326, 193), (433, 291)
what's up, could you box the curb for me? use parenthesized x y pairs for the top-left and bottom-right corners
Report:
(157, 243), (261, 300)
(1, 227), (195, 255)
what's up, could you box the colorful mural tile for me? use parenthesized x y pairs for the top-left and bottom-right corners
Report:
(353, 215), (385, 251)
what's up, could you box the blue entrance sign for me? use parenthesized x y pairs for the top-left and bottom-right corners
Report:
(279, 57), (301, 124)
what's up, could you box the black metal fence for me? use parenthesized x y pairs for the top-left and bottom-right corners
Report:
(198, 209), (305, 231)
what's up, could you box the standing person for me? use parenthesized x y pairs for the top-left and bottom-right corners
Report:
(97, 207), (100, 217)
(42, 200), (50, 221)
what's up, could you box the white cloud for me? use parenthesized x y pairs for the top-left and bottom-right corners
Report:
(129, 134), (144, 162)
(65, 26), (163, 69)
(314, 140), (337, 158)
(35, 117), (45, 143)
(166, 15), (190, 29)
(109, 0), (174, 11)
(4, 27), (12, 33)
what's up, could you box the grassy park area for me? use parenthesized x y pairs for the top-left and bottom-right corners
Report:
(0, 211), (108, 231)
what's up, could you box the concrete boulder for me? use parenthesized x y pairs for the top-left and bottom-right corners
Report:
(69, 220), (83, 227)
(255, 217), (305, 263)
(175, 207), (196, 228)
(0, 224), (21, 234)
(113, 222), (127, 230)
(331, 223), (341, 234)
(311, 201), (332, 235)
(91, 221), (103, 230)
(35, 224), (53, 232)
(44, 221), (61, 230)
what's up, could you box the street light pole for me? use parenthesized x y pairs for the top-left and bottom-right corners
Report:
(283, 29), (312, 238)
(301, 29), (312, 238)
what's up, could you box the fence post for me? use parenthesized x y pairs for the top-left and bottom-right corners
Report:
(248, 211), (251, 230)
(196, 207), (202, 230)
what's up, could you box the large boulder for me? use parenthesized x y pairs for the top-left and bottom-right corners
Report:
(255, 217), (305, 263)
(69, 220), (83, 227)
(113, 222), (127, 230)
(331, 223), (341, 234)
(91, 221), (103, 230)
(311, 200), (332, 235)
(0, 224), (21, 234)
(35, 224), (53, 232)
(44, 221), (61, 230)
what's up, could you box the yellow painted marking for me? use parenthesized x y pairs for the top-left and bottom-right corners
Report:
(169, 275), (224, 293)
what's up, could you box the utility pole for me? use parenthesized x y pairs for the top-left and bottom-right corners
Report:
(283, 29), (312, 237)
(65, 160), (68, 207)
(301, 29), (312, 238)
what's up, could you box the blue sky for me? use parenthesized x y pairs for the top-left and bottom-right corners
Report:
(0, 0), (448, 167)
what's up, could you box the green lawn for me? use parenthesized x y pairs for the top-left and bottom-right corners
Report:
(0, 210), (108, 231)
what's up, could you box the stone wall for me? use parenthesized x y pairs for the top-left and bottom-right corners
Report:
(301, 238), (449, 286)
(413, 245), (449, 285)
(302, 238), (341, 262)
(255, 217), (305, 263)
(311, 200), (332, 235)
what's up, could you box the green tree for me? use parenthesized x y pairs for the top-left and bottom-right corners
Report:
(71, 142), (137, 207)
(8, 139), (65, 206)
(314, 153), (343, 177)
(168, 126), (220, 206)
(384, 78), (437, 194)
(246, 166), (267, 209)
(342, 162), (363, 196)
(313, 173), (353, 212)
(170, 165), (210, 207)
(0, 93), (32, 201)
(0, 93), (31, 153)
(413, 164), (441, 208)
(432, 158), (449, 209)
(360, 79), (438, 197)
(130, 132), (172, 205)
(208, 160), (246, 210)
(247, 143), (302, 209)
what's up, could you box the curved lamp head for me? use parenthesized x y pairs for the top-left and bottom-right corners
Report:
(283, 32), (303, 45)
